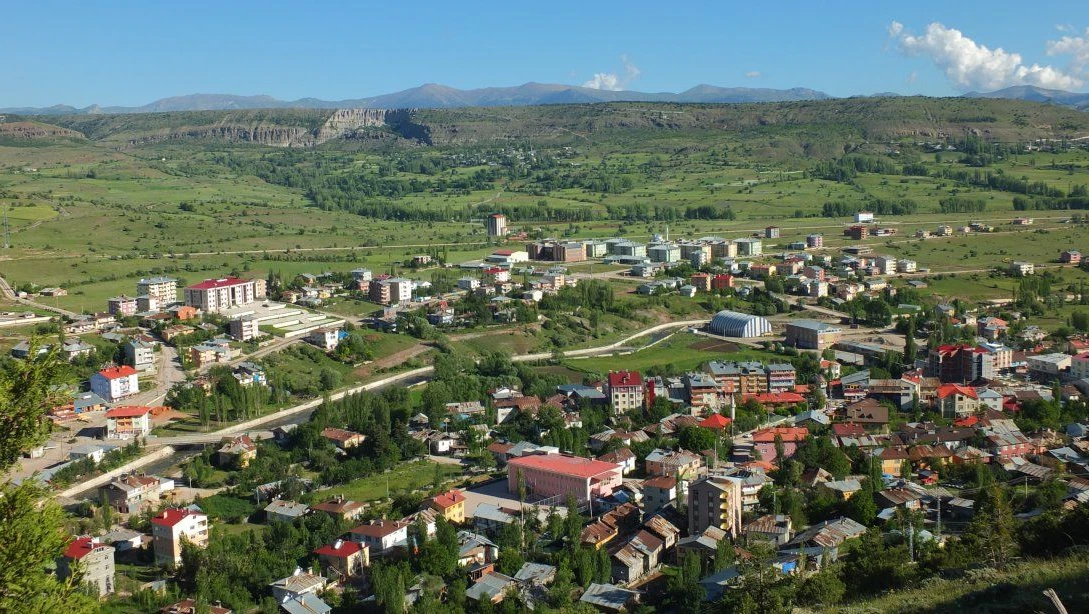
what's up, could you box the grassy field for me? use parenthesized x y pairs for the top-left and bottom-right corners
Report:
(320, 460), (463, 502)
(563, 331), (780, 375)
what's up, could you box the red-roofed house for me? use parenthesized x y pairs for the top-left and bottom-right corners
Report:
(183, 277), (265, 313)
(698, 413), (732, 430)
(58, 536), (115, 597)
(315, 538), (369, 577)
(507, 454), (623, 503)
(608, 371), (644, 412)
(321, 427), (365, 450)
(936, 384), (979, 418)
(350, 520), (409, 552)
(427, 489), (467, 524)
(104, 405), (153, 439)
(746, 392), (806, 407)
(751, 427), (809, 462)
(151, 508), (208, 566)
(91, 365), (139, 402)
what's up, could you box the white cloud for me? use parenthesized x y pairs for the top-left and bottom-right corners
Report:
(744, 71), (761, 79)
(906, 70), (918, 85)
(583, 54), (641, 91)
(1047, 27), (1089, 75)
(890, 21), (1083, 91)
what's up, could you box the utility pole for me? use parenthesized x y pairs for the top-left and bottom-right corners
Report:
(908, 523), (915, 563)
(936, 498), (942, 539)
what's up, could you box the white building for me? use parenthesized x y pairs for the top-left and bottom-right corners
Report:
(184, 277), (266, 313)
(1009, 261), (1035, 276)
(734, 238), (763, 257)
(873, 255), (896, 275)
(855, 212), (874, 223)
(151, 508), (208, 566)
(896, 259), (917, 273)
(306, 327), (341, 352)
(229, 316), (260, 341)
(458, 277), (481, 291)
(90, 366), (140, 402)
(1071, 352), (1089, 380)
(125, 339), (156, 373)
(350, 520), (410, 552)
(1027, 353), (1071, 375)
(136, 277), (178, 304)
(104, 405), (152, 439)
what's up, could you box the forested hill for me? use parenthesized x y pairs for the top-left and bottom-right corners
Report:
(6, 96), (1089, 153)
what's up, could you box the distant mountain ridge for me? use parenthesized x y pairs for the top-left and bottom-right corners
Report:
(963, 86), (1089, 110)
(0, 83), (832, 115)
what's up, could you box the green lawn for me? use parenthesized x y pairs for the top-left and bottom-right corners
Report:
(564, 331), (780, 375)
(321, 460), (463, 502)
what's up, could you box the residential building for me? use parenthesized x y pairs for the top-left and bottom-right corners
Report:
(229, 316), (259, 341)
(125, 339), (156, 372)
(873, 255), (896, 275)
(486, 213), (507, 238)
(734, 238), (762, 256)
(610, 530), (664, 583)
(427, 489), (467, 524)
(648, 244), (681, 263)
(265, 500), (310, 523)
(107, 295), (138, 317)
(767, 363), (797, 392)
(104, 405), (152, 439)
(711, 274), (734, 290)
(311, 496), (368, 522)
(689, 272), (712, 292)
(784, 320), (841, 350)
(306, 327), (341, 352)
(705, 360), (767, 396)
(217, 435), (257, 468)
(645, 448), (704, 482)
(752, 427), (809, 462)
(183, 277), (265, 313)
(1061, 249), (1082, 264)
(927, 345), (994, 383)
(765, 226), (780, 239)
(57, 537), (115, 597)
(1072, 352), (1089, 380)
(855, 211), (875, 223)
(159, 599), (232, 614)
(270, 570), (327, 602)
(321, 427), (365, 449)
(315, 539), (369, 577)
(369, 277), (413, 305)
(687, 476), (743, 537)
(151, 508), (208, 566)
(136, 295), (161, 313)
(607, 370), (644, 412)
(506, 453), (624, 504)
(937, 384), (979, 419)
(1028, 352), (1072, 376)
(742, 514), (793, 546)
(806, 234), (824, 249)
(102, 473), (164, 513)
(350, 520), (410, 552)
(844, 398), (891, 426)
(580, 583), (641, 612)
(1009, 261), (1035, 276)
(896, 259), (918, 273)
(137, 277), (178, 303)
(642, 476), (678, 516)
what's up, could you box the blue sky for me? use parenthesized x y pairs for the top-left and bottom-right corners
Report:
(3, 0), (1089, 107)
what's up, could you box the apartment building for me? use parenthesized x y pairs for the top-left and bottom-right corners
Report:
(151, 508), (209, 566)
(137, 276), (178, 304)
(184, 277), (266, 313)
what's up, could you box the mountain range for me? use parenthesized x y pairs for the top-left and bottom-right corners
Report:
(2, 82), (1088, 115)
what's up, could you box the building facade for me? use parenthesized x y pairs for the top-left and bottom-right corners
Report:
(183, 277), (265, 313)
(687, 476), (743, 538)
(507, 454), (623, 504)
(151, 508), (209, 566)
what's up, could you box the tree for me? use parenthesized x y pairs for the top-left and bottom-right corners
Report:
(845, 479), (878, 526)
(666, 552), (705, 611)
(903, 317), (918, 364)
(967, 484), (1018, 570)
(0, 338), (98, 613)
(796, 568), (846, 607)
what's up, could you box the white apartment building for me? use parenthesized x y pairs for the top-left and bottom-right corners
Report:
(151, 508), (209, 566)
(136, 277), (178, 304)
(184, 277), (266, 313)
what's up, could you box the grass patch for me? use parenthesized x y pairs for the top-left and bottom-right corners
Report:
(321, 460), (463, 503)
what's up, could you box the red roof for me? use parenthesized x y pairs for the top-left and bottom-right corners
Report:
(105, 405), (153, 418)
(151, 508), (204, 528)
(937, 384), (977, 400)
(752, 426), (809, 443)
(954, 415), (980, 427)
(186, 277), (251, 290)
(64, 536), (105, 560)
(508, 454), (623, 479)
(314, 540), (364, 558)
(832, 423), (866, 437)
(350, 520), (407, 538)
(608, 370), (643, 388)
(493, 249), (514, 256)
(430, 489), (466, 509)
(98, 365), (138, 379)
(747, 392), (806, 405)
(698, 413), (732, 429)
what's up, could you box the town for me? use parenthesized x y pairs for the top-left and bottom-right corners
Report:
(2, 203), (1088, 614)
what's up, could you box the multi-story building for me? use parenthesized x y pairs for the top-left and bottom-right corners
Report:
(687, 476), (743, 538)
(733, 238), (762, 256)
(873, 255), (896, 275)
(766, 364), (797, 392)
(926, 345), (994, 383)
(125, 339), (156, 372)
(1072, 352), (1089, 380)
(369, 277), (413, 306)
(151, 508), (208, 566)
(229, 316), (259, 341)
(104, 405), (152, 439)
(642, 476), (678, 516)
(845, 225), (869, 240)
(648, 244), (681, 263)
(1061, 250), (1082, 265)
(896, 259), (918, 273)
(645, 449), (704, 481)
(57, 537), (115, 597)
(1009, 261), (1035, 276)
(784, 320), (841, 350)
(137, 277), (178, 304)
(315, 539), (369, 578)
(806, 234), (823, 249)
(91, 365), (139, 402)
(978, 342), (1013, 370)
(689, 272), (711, 292)
(607, 370), (644, 412)
(427, 489), (467, 524)
(486, 213), (508, 238)
(135, 295), (161, 313)
(705, 361), (767, 396)
(350, 520), (410, 553)
(102, 473), (164, 513)
(107, 295), (138, 317)
(764, 226), (780, 239)
(306, 327), (341, 352)
(507, 453), (623, 504)
(1027, 352), (1072, 376)
(183, 277), (265, 313)
(937, 384), (980, 418)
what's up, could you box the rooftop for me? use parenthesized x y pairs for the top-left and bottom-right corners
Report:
(507, 454), (622, 479)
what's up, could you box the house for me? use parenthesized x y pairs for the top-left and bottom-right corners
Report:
(787, 516), (866, 549)
(350, 520), (409, 553)
(62, 339), (95, 361)
(676, 525), (728, 563)
(102, 473), (166, 513)
(466, 572), (516, 604)
(473, 503), (518, 535)
(99, 527), (147, 552)
(160, 599), (232, 614)
(1009, 261), (1035, 276)
(57, 536), (115, 597)
(742, 514), (793, 545)
(427, 489), (467, 524)
(580, 583), (641, 612)
(217, 435), (257, 468)
(264, 500), (310, 523)
(645, 448), (704, 481)
(314, 538), (369, 577)
(597, 448), (637, 475)
(844, 398), (890, 428)
(104, 405), (152, 439)
(936, 384), (979, 419)
(642, 476), (678, 516)
(610, 529), (664, 583)
(69, 442), (119, 464)
(1061, 249), (1082, 264)
(875, 446), (911, 477)
(839, 370), (870, 402)
(515, 562), (557, 587)
(311, 496), (367, 522)
(280, 593), (332, 614)
(269, 569), (327, 602)
(320, 427), (365, 450)
(306, 327), (341, 352)
(875, 486), (924, 511)
(751, 426), (809, 462)
(91, 365), (140, 402)
(821, 479), (863, 500)
(151, 508), (208, 566)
